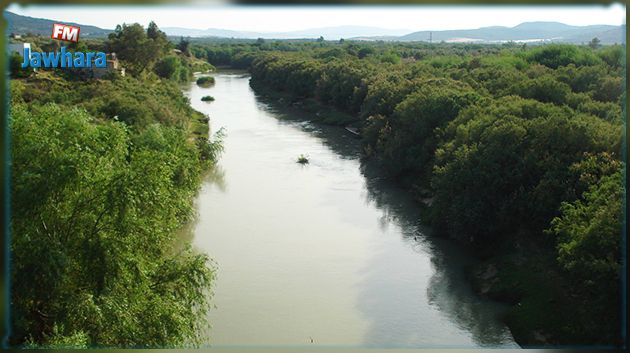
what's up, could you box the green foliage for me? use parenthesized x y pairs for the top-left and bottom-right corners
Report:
(596, 45), (625, 68)
(431, 96), (621, 243)
(364, 78), (480, 183)
(548, 165), (623, 342)
(592, 76), (623, 103)
(552, 169), (622, 280)
(297, 154), (309, 164)
(511, 75), (572, 105)
(9, 52), (32, 78)
(190, 59), (214, 73)
(176, 37), (191, 56)
(11, 72), (202, 133)
(196, 128), (225, 165)
(522, 44), (601, 69)
(107, 22), (170, 75)
(201, 95), (215, 102)
(10, 23), (224, 347)
(357, 46), (375, 59)
(154, 56), (182, 80)
(10, 104), (216, 347)
(196, 76), (215, 87)
(588, 37), (601, 49)
(380, 51), (401, 64)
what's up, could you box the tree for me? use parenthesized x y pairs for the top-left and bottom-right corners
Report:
(588, 37), (601, 49)
(524, 44), (601, 69)
(176, 37), (191, 56)
(380, 51), (401, 64)
(146, 21), (163, 40)
(431, 96), (621, 243)
(154, 56), (181, 80)
(548, 165), (623, 342)
(107, 23), (169, 75)
(358, 46), (374, 59)
(10, 103), (215, 347)
(9, 52), (32, 78)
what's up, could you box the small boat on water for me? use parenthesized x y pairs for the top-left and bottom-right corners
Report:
(345, 126), (360, 137)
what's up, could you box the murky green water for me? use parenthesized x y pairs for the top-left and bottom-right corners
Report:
(183, 71), (518, 348)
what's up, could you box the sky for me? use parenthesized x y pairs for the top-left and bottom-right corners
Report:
(7, 3), (626, 32)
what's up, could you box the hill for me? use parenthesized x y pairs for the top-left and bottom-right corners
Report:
(4, 11), (624, 45)
(5, 11), (112, 37)
(398, 21), (624, 44)
(162, 25), (411, 40)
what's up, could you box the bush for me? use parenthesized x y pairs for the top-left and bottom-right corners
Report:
(196, 76), (215, 87)
(523, 44), (601, 69)
(201, 95), (215, 102)
(154, 55), (181, 80)
(9, 52), (33, 79)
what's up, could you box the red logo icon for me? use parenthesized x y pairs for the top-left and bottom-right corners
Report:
(51, 23), (80, 43)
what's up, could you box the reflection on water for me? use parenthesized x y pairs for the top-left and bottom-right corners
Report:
(182, 71), (518, 348)
(358, 167), (515, 347)
(205, 164), (227, 193)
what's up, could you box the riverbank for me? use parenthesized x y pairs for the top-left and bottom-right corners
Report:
(247, 74), (583, 348)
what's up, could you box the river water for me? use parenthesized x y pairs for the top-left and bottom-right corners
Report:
(182, 71), (518, 348)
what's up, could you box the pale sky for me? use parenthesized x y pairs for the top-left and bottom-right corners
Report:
(7, 3), (626, 33)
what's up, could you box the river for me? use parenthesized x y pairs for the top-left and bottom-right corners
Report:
(182, 71), (518, 348)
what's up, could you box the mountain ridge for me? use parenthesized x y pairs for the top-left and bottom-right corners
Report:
(5, 11), (112, 37)
(4, 11), (625, 44)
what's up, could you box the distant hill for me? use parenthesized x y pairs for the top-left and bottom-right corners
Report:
(3, 11), (624, 45)
(398, 21), (625, 44)
(163, 25), (412, 40)
(162, 27), (261, 39)
(5, 11), (112, 37)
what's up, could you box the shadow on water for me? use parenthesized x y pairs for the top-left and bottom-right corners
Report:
(252, 90), (363, 161)
(357, 164), (516, 347)
(253, 88), (516, 348)
(204, 164), (228, 193)
(176, 164), (227, 250)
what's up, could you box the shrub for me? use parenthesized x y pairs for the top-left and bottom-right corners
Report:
(196, 76), (215, 87)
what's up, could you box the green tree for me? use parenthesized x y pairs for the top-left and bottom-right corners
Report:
(431, 96), (621, 242)
(548, 165), (623, 342)
(588, 37), (601, 49)
(9, 52), (32, 78)
(154, 56), (182, 80)
(10, 103), (215, 347)
(107, 23), (169, 75)
(176, 37), (191, 56)
(358, 46), (375, 59)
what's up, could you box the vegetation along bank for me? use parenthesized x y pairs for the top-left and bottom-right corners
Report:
(9, 23), (221, 347)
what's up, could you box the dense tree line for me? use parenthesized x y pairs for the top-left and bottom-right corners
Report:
(9, 22), (222, 347)
(194, 39), (625, 345)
